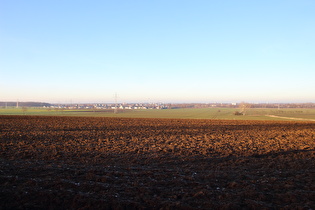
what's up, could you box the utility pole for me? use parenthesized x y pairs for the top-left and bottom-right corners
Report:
(114, 93), (118, 114)
(16, 100), (19, 108)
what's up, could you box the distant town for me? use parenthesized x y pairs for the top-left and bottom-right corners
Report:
(1, 101), (315, 110)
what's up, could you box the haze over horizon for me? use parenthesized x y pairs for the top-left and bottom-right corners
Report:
(1, 1), (314, 103)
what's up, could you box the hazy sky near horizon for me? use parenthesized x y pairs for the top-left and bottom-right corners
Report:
(1, 0), (314, 103)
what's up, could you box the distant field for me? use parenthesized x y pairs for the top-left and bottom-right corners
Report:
(1, 107), (315, 121)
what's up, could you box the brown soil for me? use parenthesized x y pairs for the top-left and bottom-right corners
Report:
(1, 116), (315, 209)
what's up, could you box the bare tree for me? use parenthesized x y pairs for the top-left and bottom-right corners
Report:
(239, 102), (251, 115)
(22, 106), (27, 115)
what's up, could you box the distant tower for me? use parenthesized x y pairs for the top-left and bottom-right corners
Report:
(16, 100), (19, 108)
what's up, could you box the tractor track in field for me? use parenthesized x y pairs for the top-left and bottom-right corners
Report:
(266, 114), (315, 121)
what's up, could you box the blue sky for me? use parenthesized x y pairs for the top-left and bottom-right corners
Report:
(1, 0), (314, 103)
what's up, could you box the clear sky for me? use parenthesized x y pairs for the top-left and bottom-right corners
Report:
(1, 0), (314, 103)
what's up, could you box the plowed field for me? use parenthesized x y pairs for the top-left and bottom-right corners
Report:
(1, 116), (315, 209)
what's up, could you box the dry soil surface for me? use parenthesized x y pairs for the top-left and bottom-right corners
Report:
(1, 116), (315, 209)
